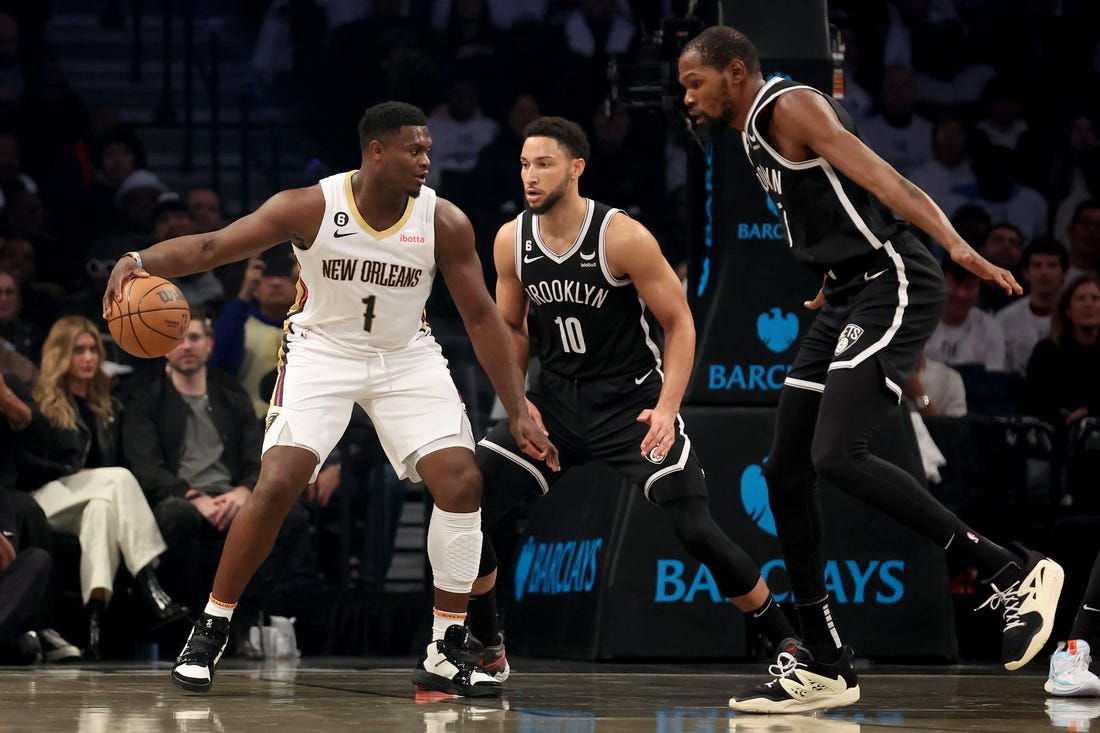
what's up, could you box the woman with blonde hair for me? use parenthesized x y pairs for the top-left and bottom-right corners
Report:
(19, 316), (186, 659)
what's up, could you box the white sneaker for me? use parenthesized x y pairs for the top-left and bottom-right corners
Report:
(1047, 640), (1100, 697)
(412, 625), (502, 698)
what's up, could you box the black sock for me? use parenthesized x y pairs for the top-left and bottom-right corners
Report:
(467, 586), (500, 644)
(944, 526), (1018, 582)
(795, 595), (842, 662)
(748, 596), (798, 648)
(1071, 605), (1100, 645)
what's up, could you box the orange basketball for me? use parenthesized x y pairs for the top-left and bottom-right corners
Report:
(106, 276), (191, 358)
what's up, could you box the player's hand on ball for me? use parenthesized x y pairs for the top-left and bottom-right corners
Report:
(102, 254), (148, 319)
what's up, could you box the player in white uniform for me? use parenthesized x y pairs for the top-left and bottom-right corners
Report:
(102, 101), (558, 697)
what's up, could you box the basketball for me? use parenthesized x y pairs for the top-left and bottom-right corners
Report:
(106, 276), (191, 358)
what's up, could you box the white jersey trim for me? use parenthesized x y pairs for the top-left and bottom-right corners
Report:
(642, 414), (690, 500)
(820, 160), (886, 250)
(477, 438), (550, 495)
(533, 199), (594, 263)
(784, 377), (825, 393)
(829, 240), (909, 371)
(744, 79), (824, 172)
(597, 208), (630, 287)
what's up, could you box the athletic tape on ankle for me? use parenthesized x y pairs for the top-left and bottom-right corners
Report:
(209, 594), (238, 609)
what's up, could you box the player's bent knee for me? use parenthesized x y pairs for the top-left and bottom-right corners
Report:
(427, 505), (483, 594)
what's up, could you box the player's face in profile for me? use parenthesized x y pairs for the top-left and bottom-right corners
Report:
(520, 136), (572, 215)
(677, 51), (736, 127)
(383, 125), (431, 197)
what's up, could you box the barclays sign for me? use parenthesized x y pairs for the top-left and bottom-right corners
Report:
(513, 536), (603, 601)
(707, 307), (799, 392)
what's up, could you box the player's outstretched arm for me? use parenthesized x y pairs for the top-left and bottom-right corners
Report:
(101, 186), (324, 317)
(772, 90), (1021, 296)
(436, 199), (559, 470)
(605, 215), (695, 459)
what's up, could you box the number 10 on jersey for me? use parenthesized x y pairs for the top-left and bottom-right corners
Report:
(554, 316), (587, 354)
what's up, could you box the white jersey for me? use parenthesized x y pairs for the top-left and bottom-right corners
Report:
(289, 171), (438, 353)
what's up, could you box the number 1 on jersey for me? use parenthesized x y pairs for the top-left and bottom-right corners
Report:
(553, 316), (587, 354)
(362, 295), (377, 332)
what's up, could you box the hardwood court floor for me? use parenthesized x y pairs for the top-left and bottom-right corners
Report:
(0, 656), (1089, 732)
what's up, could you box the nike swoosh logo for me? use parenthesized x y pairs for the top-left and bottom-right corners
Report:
(579, 250), (596, 261)
(1085, 604), (1100, 613)
(334, 230), (356, 238)
(864, 269), (888, 281)
(634, 369), (653, 385)
(523, 255), (544, 263)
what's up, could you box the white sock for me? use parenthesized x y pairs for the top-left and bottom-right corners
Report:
(433, 609), (467, 641)
(204, 595), (236, 620)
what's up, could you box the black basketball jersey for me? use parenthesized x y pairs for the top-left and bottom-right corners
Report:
(742, 77), (918, 273)
(516, 200), (662, 381)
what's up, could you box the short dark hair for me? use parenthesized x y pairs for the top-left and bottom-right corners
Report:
(682, 25), (761, 76)
(1072, 199), (1100, 225)
(358, 101), (427, 151)
(523, 116), (590, 161)
(1022, 236), (1069, 270)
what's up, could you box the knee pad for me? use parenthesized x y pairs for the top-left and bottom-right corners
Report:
(427, 505), (483, 594)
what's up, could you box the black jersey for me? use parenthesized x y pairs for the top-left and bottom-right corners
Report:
(516, 199), (662, 381)
(742, 77), (921, 273)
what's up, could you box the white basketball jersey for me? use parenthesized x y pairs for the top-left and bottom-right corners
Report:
(289, 171), (438, 352)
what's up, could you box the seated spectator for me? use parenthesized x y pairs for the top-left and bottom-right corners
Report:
(1, 374), (80, 662)
(909, 115), (976, 212)
(185, 187), (225, 233)
(903, 355), (967, 417)
(122, 312), (308, 655)
(0, 269), (42, 362)
(1064, 200), (1100, 283)
(151, 197), (225, 312)
(15, 316), (187, 659)
(940, 141), (1049, 243)
(0, 505), (51, 665)
(924, 260), (1007, 371)
(859, 65), (934, 177)
(1050, 114), (1098, 239)
(1021, 274), (1100, 506)
(996, 237), (1068, 374)
(210, 246), (298, 417)
(977, 223), (1024, 312)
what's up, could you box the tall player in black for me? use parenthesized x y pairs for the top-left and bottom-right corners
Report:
(679, 25), (1065, 713)
(466, 116), (802, 689)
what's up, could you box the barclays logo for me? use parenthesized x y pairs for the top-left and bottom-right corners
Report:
(513, 536), (603, 602)
(757, 307), (799, 353)
(740, 460), (777, 536)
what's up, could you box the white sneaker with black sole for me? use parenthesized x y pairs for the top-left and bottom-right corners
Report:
(413, 625), (502, 698)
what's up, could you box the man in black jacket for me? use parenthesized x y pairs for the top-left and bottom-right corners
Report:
(121, 312), (309, 651)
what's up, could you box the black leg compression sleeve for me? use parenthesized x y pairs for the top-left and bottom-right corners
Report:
(811, 361), (961, 545)
(763, 384), (827, 601)
(1070, 548), (1100, 643)
(658, 495), (760, 599)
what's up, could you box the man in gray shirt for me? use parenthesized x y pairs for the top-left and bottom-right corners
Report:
(122, 310), (308, 653)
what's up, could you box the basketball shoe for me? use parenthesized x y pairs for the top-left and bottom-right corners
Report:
(730, 714), (862, 732)
(413, 624), (503, 698)
(172, 613), (231, 692)
(728, 638), (860, 714)
(975, 543), (1064, 670)
(466, 630), (510, 682)
(1046, 640), (1100, 697)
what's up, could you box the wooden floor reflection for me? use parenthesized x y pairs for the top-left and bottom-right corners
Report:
(1, 657), (1089, 732)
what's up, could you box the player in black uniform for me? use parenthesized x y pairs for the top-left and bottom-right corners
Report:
(465, 116), (802, 689)
(678, 26), (1065, 713)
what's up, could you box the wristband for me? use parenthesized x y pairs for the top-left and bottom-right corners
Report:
(123, 251), (144, 269)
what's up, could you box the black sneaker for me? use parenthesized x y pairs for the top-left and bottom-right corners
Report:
(729, 638), (860, 714)
(977, 542), (1064, 671)
(466, 630), (510, 682)
(172, 613), (231, 692)
(412, 625), (503, 698)
(37, 628), (81, 663)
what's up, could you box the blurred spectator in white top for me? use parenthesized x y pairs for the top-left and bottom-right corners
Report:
(1050, 113), (1099, 240)
(909, 115), (975, 211)
(559, 0), (634, 59)
(996, 237), (1068, 375)
(910, 17), (995, 113)
(904, 354), (967, 417)
(426, 75), (499, 191)
(925, 260), (1006, 371)
(859, 65), (933, 177)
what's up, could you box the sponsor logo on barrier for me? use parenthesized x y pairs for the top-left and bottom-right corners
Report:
(740, 459), (777, 536)
(514, 536), (603, 602)
(707, 308), (798, 392)
(655, 558), (906, 604)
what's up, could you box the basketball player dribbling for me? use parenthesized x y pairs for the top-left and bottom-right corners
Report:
(101, 101), (558, 698)
(463, 116), (802, 692)
(677, 26), (1064, 713)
